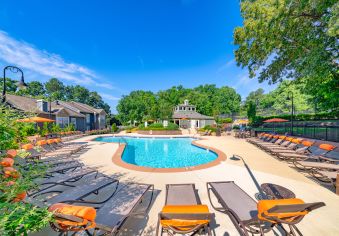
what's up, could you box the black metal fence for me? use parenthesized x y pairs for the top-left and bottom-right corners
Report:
(254, 120), (339, 142)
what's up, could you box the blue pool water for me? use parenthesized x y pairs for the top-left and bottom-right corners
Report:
(94, 136), (218, 168)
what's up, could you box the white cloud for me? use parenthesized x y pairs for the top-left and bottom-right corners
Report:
(232, 73), (251, 89)
(101, 93), (120, 101)
(0, 30), (114, 89)
(216, 59), (235, 74)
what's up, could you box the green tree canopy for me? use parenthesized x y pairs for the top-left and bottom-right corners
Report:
(17, 81), (45, 97)
(3, 77), (111, 114)
(116, 84), (241, 124)
(234, 0), (338, 110)
(0, 78), (18, 93)
(243, 81), (314, 116)
(44, 78), (65, 100)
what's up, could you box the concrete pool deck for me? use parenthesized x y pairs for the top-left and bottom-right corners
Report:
(34, 134), (339, 236)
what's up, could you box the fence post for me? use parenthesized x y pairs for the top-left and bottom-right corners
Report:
(325, 126), (328, 141)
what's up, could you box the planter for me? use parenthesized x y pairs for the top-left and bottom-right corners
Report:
(137, 130), (182, 135)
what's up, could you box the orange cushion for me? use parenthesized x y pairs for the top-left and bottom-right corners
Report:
(3, 167), (20, 178)
(286, 137), (293, 141)
(273, 135), (279, 139)
(47, 139), (55, 144)
(279, 136), (286, 139)
(49, 203), (96, 230)
(6, 150), (17, 158)
(302, 141), (314, 147)
(291, 139), (301, 144)
(54, 138), (61, 143)
(0, 158), (14, 167)
(36, 140), (47, 146)
(12, 191), (27, 202)
(258, 198), (307, 223)
(319, 144), (335, 151)
(160, 205), (210, 229)
(22, 144), (34, 150)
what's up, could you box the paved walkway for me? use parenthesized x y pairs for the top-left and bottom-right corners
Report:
(34, 134), (339, 236)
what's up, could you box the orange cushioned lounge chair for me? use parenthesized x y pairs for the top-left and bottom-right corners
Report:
(207, 181), (324, 236)
(49, 183), (154, 236)
(157, 184), (213, 236)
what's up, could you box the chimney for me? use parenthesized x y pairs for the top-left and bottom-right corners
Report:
(37, 99), (48, 112)
(184, 99), (189, 105)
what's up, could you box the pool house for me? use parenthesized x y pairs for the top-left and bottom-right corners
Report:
(172, 100), (215, 129)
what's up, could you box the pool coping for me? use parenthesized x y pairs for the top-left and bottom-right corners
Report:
(109, 137), (227, 173)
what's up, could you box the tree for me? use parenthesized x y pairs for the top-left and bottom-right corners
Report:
(247, 101), (256, 124)
(116, 85), (242, 124)
(0, 78), (18, 94)
(72, 85), (90, 103)
(116, 91), (157, 124)
(44, 78), (65, 100)
(17, 81), (45, 97)
(234, 0), (338, 111)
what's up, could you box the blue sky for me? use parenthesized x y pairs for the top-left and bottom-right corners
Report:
(0, 0), (275, 112)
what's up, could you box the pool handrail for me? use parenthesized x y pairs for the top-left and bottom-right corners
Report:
(118, 136), (128, 146)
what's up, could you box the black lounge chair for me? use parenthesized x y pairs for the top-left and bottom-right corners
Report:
(50, 183), (154, 236)
(36, 175), (119, 205)
(156, 183), (213, 236)
(207, 181), (325, 236)
(30, 168), (98, 197)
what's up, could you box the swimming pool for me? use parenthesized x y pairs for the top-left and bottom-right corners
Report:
(94, 136), (218, 168)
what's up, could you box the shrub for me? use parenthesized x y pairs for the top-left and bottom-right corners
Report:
(51, 123), (61, 133)
(166, 122), (179, 130)
(222, 118), (233, 123)
(0, 106), (52, 235)
(148, 123), (163, 128)
(232, 125), (240, 130)
(139, 122), (179, 131)
(40, 122), (49, 136)
(202, 125), (217, 132)
(111, 123), (118, 133)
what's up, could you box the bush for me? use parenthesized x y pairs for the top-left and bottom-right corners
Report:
(148, 123), (163, 128)
(221, 118), (233, 123)
(139, 122), (179, 131)
(232, 125), (240, 130)
(51, 123), (61, 133)
(0, 106), (53, 235)
(111, 123), (118, 133)
(85, 129), (110, 135)
(202, 125), (217, 132)
(166, 122), (179, 130)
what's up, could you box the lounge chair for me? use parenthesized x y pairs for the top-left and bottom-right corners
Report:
(207, 181), (325, 236)
(311, 171), (338, 191)
(35, 175), (119, 204)
(30, 167), (99, 197)
(257, 135), (285, 149)
(276, 142), (328, 162)
(266, 138), (305, 155)
(291, 145), (338, 168)
(259, 136), (287, 148)
(156, 184), (212, 236)
(49, 183), (154, 235)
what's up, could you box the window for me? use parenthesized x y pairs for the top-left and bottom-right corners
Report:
(56, 117), (69, 128)
(71, 118), (77, 127)
(99, 115), (105, 126)
(86, 114), (91, 123)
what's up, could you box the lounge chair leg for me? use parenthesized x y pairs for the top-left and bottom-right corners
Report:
(290, 224), (303, 236)
(155, 214), (161, 236)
